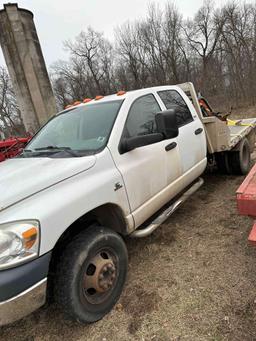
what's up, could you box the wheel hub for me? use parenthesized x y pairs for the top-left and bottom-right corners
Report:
(98, 261), (116, 292)
(84, 252), (117, 294)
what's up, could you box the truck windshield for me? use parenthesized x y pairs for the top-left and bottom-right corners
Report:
(25, 100), (123, 156)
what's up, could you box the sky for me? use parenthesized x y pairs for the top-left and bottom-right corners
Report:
(0, 0), (245, 68)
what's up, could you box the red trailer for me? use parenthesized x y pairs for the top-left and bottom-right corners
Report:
(0, 137), (31, 162)
(237, 163), (256, 245)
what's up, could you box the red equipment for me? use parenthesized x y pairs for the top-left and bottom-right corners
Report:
(237, 163), (256, 245)
(0, 137), (31, 162)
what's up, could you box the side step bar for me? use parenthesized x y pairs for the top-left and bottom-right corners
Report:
(130, 177), (204, 238)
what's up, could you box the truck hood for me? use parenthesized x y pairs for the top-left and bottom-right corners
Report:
(0, 156), (96, 212)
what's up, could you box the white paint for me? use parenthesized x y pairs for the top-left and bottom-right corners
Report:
(173, 87), (207, 173)
(0, 156), (96, 211)
(0, 149), (132, 253)
(0, 83), (207, 255)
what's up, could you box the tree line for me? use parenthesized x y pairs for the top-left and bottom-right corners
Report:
(1, 0), (256, 136)
(52, 0), (256, 110)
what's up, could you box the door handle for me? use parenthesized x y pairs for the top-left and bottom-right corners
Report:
(195, 128), (203, 135)
(165, 142), (177, 151)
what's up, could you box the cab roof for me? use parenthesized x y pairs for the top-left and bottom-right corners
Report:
(62, 85), (180, 112)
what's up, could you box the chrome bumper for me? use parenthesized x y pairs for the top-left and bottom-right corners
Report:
(0, 278), (47, 326)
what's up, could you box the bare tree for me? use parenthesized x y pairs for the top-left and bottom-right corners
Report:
(0, 67), (24, 138)
(115, 21), (149, 89)
(219, 2), (256, 104)
(65, 27), (115, 95)
(50, 0), (256, 111)
(183, 0), (224, 92)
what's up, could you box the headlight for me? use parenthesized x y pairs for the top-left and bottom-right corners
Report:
(0, 220), (40, 270)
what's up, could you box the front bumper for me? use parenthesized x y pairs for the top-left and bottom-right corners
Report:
(0, 278), (47, 326)
(0, 252), (51, 326)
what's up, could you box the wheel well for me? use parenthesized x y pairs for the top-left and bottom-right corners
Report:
(91, 203), (128, 235)
(47, 203), (128, 299)
(55, 203), (128, 249)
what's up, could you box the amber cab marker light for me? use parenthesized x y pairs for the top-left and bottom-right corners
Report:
(65, 104), (72, 109)
(95, 95), (104, 101)
(117, 91), (126, 96)
(73, 101), (81, 106)
(83, 98), (92, 103)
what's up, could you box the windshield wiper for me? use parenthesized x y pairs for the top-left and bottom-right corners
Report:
(34, 146), (80, 157)
(35, 145), (71, 151)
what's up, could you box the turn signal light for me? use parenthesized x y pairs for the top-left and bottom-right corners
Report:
(73, 101), (81, 106)
(22, 227), (38, 249)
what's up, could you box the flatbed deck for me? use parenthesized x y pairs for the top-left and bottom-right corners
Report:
(229, 118), (256, 149)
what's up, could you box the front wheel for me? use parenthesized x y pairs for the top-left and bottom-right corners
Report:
(54, 225), (128, 323)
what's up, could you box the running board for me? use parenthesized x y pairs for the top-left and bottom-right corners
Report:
(130, 177), (204, 238)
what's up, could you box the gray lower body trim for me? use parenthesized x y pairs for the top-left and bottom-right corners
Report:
(0, 278), (47, 326)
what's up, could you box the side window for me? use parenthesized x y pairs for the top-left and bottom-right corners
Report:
(123, 94), (161, 138)
(158, 90), (193, 127)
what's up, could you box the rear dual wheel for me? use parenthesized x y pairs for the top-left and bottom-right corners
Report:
(228, 138), (251, 175)
(215, 152), (231, 174)
(54, 225), (128, 323)
(216, 138), (251, 175)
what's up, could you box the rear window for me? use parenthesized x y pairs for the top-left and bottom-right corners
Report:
(158, 90), (193, 127)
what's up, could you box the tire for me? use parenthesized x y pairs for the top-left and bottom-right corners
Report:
(54, 225), (128, 323)
(228, 138), (251, 175)
(215, 152), (231, 174)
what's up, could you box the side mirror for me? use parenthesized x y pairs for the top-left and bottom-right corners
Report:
(155, 109), (179, 139)
(120, 133), (163, 154)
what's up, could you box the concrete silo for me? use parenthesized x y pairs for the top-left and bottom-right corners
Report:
(0, 3), (57, 133)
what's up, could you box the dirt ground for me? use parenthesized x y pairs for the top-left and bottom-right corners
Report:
(2, 108), (256, 341)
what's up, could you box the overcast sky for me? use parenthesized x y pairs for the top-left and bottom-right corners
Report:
(0, 0), (245, 68)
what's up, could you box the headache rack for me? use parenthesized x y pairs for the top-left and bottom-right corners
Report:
(178, 82), (256, 154)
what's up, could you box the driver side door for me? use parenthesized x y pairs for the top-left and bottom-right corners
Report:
(113, 93), (181, 227)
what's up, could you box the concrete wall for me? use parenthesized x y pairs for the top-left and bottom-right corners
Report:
(0, 3), (57, 133)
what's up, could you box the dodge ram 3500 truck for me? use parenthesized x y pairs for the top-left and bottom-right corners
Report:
(0, 83), (255, 326)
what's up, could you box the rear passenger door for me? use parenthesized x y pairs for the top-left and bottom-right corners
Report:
(158, 89), (206, 174)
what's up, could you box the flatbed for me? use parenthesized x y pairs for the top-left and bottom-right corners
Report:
(179, 82), (256, 174)
(228, 118), (256, 149)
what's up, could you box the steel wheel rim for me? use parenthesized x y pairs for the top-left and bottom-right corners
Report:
(81, 248), (119, 305)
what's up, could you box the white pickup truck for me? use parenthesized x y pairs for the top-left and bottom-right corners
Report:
(0, 83), (255, 326)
